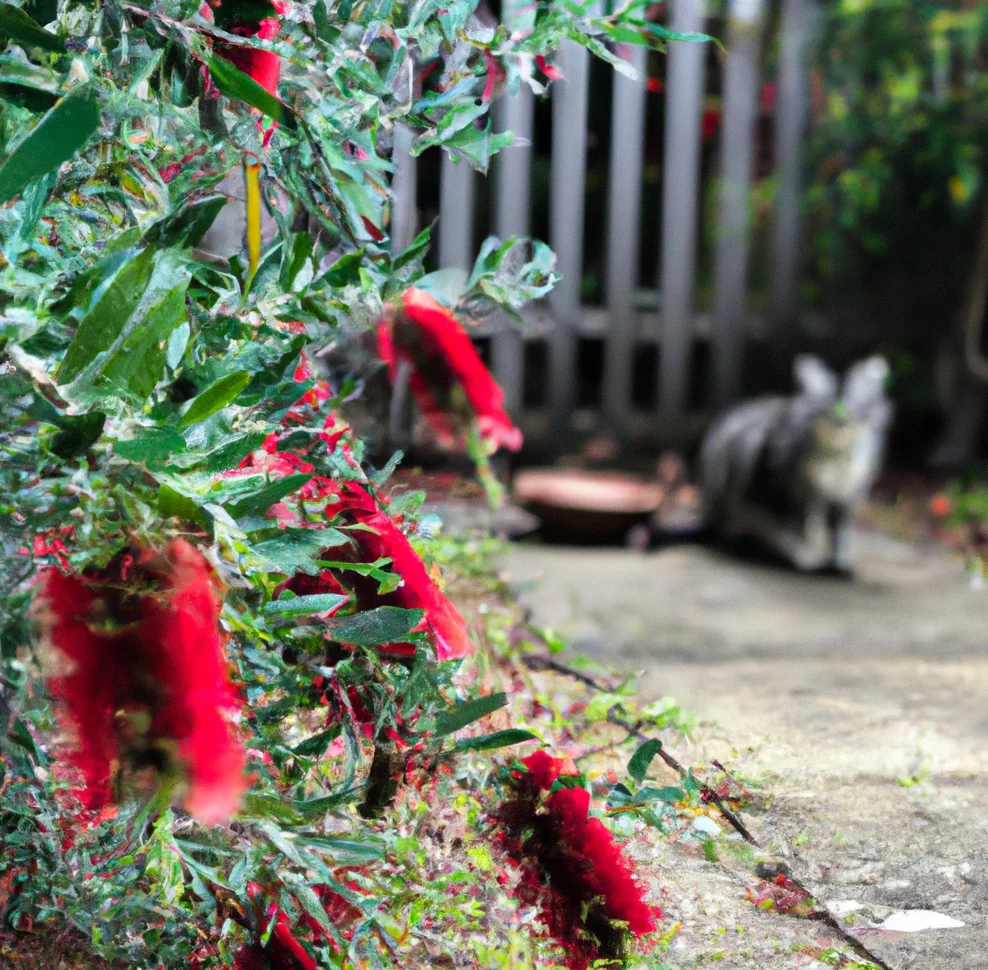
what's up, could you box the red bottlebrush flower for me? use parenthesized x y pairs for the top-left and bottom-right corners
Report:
(701, 106), (721, 141)
(378, 287), (522, 454)
(322, 483), (474, 661)
(492, 751), (659, 970)
(760, 80), (776, 114)
(237, 881), (365, 968)
(930, 493), (952, 518)
(18, 525), (73, 567)
(535, 54), (563, 81)
(235, 906), (317, 970)
(158, 146), (208, 185)
(33, 541), (247, 824)
(482, 50), (505, 102)
(208, 0), (288, 95)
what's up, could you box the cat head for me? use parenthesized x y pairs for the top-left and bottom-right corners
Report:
(798, 355), (891, 502)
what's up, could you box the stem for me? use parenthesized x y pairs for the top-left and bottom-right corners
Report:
(466, 426), (503, 513)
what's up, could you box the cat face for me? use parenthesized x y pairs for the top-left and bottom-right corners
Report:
(803, 411), (882, 502)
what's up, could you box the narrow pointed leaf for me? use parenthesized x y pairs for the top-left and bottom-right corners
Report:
(0, 88), (101, 204)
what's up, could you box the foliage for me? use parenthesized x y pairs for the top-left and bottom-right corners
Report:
(0, 0), (710, 967)
(805, 0), (988, 281)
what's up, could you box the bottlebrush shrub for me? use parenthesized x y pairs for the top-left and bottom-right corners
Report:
(492, 751), (660, 970)
(0, 0), (690, 965)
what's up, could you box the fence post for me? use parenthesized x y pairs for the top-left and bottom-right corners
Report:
(439, 152), (475, 270)
(771, 0), (811, 334)
(493, 76), (535, 412)
(549, 38), (591, 432)
(711, 0), (766, 407)
(391, 124), (417, 255)
(659, 0), (708, 425)
(603, 44), (648, 432)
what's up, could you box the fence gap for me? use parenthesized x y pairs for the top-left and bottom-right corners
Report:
(390, 124), (417, 255)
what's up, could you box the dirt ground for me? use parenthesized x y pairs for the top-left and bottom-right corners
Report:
(501, 528), (988, 970)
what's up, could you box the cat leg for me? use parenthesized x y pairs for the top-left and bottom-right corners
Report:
(732, 502), (826, 570)
(830, 505), (857, 573)
(774, 503), (830, 571)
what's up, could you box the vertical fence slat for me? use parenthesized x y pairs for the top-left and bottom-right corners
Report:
(439, 152), (475, 270)
(390, 124), (417, 255)
(711, 0), (766, 407)
(603, 45), (647, 430)
(549, 38), (591, 427)
(493, 82), (535, 412)
(770, 0), (810, 332)
(659, 0), (708, 424)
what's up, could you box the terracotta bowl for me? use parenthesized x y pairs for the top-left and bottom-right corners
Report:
(511, 468), (663, 545)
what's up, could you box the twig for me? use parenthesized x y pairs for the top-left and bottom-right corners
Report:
(523, 649), (759, 844)
(806, 909), (895, 970)
(711, 759), (753, 801)
(521, 653), (613, 693)
(606, 711), (759, 846)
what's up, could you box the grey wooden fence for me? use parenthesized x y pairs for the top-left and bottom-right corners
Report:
(393, 0), (815, 452)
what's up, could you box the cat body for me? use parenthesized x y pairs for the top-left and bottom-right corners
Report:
(700, 356), (892, 572)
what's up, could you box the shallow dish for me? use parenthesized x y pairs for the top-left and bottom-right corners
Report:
(511, 468), (663, 544)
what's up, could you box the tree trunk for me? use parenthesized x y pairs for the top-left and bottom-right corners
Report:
(929, 196), (988, 468)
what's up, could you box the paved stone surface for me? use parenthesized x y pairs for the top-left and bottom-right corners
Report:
(502, 531), (988, 970)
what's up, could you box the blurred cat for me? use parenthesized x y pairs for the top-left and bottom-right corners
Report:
(700, 355), (892, 572)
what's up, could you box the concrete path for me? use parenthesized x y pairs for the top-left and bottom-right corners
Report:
(502, 531), (988, 969)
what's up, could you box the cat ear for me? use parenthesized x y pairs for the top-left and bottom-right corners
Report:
(792, 355), (838, 403)
(842, 356), (890, 416)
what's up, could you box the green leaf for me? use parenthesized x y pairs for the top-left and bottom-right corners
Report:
(56, 247), (156, 385)
(158, 483), (213, 533)
(50, 410), (106, 458)
(0, 4), (63, 52)
(608, 785), (685, 809)
(263, 593), (348, 618)
(255, 528), (341, 576)
(295, 835), (385, 864)
(454, 729), (537, 752)
(316, 249), (365, 288)
(10, 716), (47, 766)
(224, 472), (312, 518)
(99, 271), (191, 401)
(390, 226), (432, 274)
(321, 606), (423, 648)
(257, 822), (306, 866)
(0, 87), (101, 205)
(204, 53), (297, 130)
(177, 370), (252, 428)
(144, 195), (228, 250)
(433, 692), (507, 737)
(240, 793), (304, 824)
(280, 231), (313, 291)
(173, 431), (265, 473)
(291, 728), (342, 758)
(627, 738), (663, 784)
(144, 810), (184, 907)
(114, 428), (188, 464)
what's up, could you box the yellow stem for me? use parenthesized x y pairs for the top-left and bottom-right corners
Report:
(244, 153), (262, 276)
